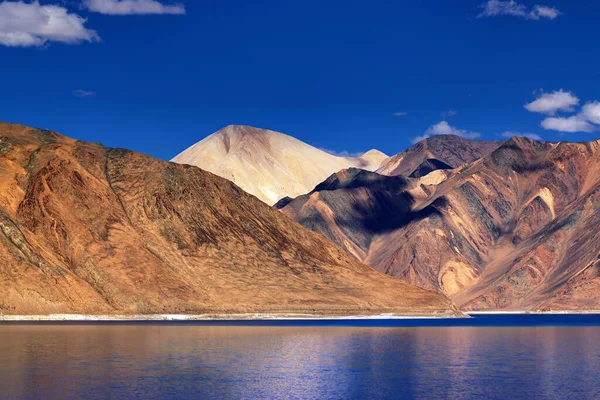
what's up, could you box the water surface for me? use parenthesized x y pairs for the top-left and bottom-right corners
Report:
(1, 317), (599, 399)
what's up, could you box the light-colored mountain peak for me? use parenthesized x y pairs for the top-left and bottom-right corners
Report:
(171, 125), (386, 205)
(359, 149), (389, 166)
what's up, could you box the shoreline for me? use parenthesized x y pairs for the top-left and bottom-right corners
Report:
(0, 312), (464, 322)
(0, 311), (599, 322)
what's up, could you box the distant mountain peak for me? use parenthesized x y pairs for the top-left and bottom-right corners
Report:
(377, 135), (503, 177)
(361, 149), (388, 157)
(171, 126), (388, 204)
(358, 149), (389, 166)
(216, 124), (273, 137)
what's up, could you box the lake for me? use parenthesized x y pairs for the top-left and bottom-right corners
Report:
(1, 316), (599, 399)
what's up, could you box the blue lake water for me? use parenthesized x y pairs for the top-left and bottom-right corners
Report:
(1, 315), (599, 399)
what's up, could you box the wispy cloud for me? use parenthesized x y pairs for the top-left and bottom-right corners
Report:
(533, 5), (561, 19)
(477, 1), (561, 20)
(413, 121), (480, 143)
(0, 1), (99, 47)
(73, 89), (95, 97)
(319, 148), (363, 158)
(501, 131), (542, 140)
(393, 112), (408, 117)
(84, 0), (186, 15)
(524, 90), (579, 115)
(441, 110), (457, 119)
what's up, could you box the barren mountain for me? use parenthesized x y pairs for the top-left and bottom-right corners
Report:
(280, 136), (600, 311)
(0, 122), (457, 316)
(278, 168), (415, 261)
(377, 134), (502, 177)
(171, 125), (388, 205)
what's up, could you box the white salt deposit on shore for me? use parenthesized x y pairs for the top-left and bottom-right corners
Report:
(0, 312), (464, 322)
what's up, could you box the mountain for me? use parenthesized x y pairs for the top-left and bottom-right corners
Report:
(278, 168), (416, 261)
(0, 122), (457, 317)
(280, 136), (600, 311)
(171, 125), (388, 205)
(376, 134), (502, 177)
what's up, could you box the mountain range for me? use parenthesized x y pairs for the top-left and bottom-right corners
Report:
(0, 122), (457, 316)
(278, 136), (600, 311)
(375, 134), (502, 177)
(4, 119), (600, 316)
(170, 124), (600, 311)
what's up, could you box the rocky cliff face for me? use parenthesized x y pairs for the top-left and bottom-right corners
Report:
(281, 136), (600, 311)
(171, 125), (388, 205)
(0, 122), (457, 316)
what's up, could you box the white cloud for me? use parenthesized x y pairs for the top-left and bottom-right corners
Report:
(478, 1), (561, 20)
(524, 90), (579, 115)
(532, 97), (600, 133)
(541, 116), (596, 133)
(84, 0), (186, 15)
(501, 131), (542, 140)
(73, 89), (95, 97)
(580, 101), (600, 125)
(0, 1), (99, 47)
(393, 112), (408, 117)
(533, 5), (561, 20)
(413, 121), (481, 143)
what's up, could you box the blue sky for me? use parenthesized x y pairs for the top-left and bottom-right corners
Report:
(0, 0), (599, 160)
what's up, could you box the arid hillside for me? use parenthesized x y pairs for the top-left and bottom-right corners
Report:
(280, 136), (600, 311)
(0, 122), (457, 316)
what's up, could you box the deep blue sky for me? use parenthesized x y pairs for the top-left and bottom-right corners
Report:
(1, 0), (599, 159)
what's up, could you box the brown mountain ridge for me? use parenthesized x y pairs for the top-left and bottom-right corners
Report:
(280, 136), (600, 311)
(0, 122), (458, 317)
(376, 134), (502, 177)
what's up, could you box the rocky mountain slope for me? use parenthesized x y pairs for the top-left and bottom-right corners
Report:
(0, 122), (457, 316)
(278, 168), (416, 261)
(171, 125), (388, 205)
(280, 136), (600, 311)
(377, 134), (502, 177)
